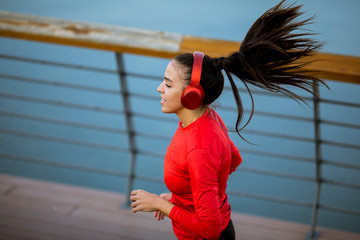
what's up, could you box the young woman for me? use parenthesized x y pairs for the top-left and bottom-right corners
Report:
(130, 1), (327, 239)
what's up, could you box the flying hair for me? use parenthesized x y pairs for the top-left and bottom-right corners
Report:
(174, 0), (328, 141)
(219, 0), (328, 139)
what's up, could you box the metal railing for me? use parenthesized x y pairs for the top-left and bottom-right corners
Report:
(0, 11), (360, 239)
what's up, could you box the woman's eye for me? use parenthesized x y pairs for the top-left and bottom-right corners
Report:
(165, 84), (171, 88)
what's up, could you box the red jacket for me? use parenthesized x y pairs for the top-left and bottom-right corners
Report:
(164, 108), (242, 240)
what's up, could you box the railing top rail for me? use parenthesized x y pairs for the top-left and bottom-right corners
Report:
(0, 10), (360, 84)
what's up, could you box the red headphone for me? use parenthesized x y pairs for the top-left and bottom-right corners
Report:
(181, 51), (205, 110)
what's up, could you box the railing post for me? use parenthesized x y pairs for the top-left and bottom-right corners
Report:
(306, 82), (322, 240)
(115, 53), (137, 207)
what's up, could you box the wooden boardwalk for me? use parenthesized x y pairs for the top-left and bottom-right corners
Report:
(0, 174), (359, 240)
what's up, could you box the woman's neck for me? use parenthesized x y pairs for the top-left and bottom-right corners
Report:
(177, 106), (208, 128)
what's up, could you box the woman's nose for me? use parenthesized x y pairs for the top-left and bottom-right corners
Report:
(157, 81), (164, 93)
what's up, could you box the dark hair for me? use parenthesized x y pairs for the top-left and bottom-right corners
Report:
(174, 0), (328, 139)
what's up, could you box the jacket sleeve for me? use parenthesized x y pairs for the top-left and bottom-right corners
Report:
(229, 139), (242, 174)
(169, 148), (222, 240)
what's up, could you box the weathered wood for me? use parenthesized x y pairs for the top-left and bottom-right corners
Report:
(1, 11), (360, 84)
(0, 11), (182, 59)
(0, 11), (359, 84)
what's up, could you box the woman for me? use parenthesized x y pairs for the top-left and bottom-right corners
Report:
(130, 1), (327, 239)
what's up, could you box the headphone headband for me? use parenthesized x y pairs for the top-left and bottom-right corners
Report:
(190, 51), (204, 86)
(180, 51), (205, 110)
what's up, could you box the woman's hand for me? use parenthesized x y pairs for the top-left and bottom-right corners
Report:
(130, 190), (174, 220)
(160, 192), (172, 201)
(130, 189), (160, 213)
(154, 193), (172, 220)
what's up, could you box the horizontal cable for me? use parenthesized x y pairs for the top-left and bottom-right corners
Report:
(240, 167), (315, 182)
(1, 110), (319, 167)
(0, 128), (129, 153)
(132, 111), (178, 122)
(241, 166), (360, 190)
(4, 90), (353, 148)
(322, 179), (360, 190)
(2, 128), (166, 161)
(228, 189), (360, 216)
(130, 92), (160, 101)
(321, 98), (360, 109)
(240, 148), (315, 163)
(219, 105), (314, 122)
(322, 160), (360, 171)
(0, 92), (176, 123)
(136, 131), (171, 141)
(0, 92), (125, 115)
(0, 53), (323, 106)
(0, 53), (118, 74)
(127, 72), (163, 81)
(319, 204), (360, 216)
(321, 139), (360, 150)
(5, 93), (352, 165)
(224, 84), (360, 109)
(0, 152), (128, 178)
(222, 85), (314, 102)
(0, 74), (323, 129)
(0, 125), (166, 159)
(0, 73), (121, 95)
(134, 174), (164, 184)
(241, 129), (314, 143)
(0, 110), (128, 135)
(137, 149), (165, 159)
(227, 189), (313, 208)
(5, 73), (356, 136)
(0, 53), (166, 83)
(1, 111), (357, 190)
(0, 91), (321, 146)
(322, 119), (360, 130)
(0, 73), (161, 102)
(4, 110), (355, 190)
(2, 54), (357, 116)
(4, 54), (358, 112)
(0, 110), (172, 143)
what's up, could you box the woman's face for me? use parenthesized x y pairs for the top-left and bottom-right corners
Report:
(157, 60), (187, 114)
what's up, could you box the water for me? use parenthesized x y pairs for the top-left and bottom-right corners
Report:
(1, 0), (360, 234)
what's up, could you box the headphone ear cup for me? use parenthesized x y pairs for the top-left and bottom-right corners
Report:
(181, 85), (205, 110)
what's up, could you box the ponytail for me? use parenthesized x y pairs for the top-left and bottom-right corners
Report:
(218, 0), (328, 138)
(174, 0), (328, 140)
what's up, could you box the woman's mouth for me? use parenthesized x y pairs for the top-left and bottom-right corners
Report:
(160, 97), (166, 104)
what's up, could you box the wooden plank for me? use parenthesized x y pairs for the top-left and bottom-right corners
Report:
(0, 11), (359, 84)
(0, 187), (174, 234)
(0, 174), (125, 205)
(75, 206), (174, 234)
(179, 35), (240, 58)
(8, 190), (172, 234)
(305, 52), (360, 84)
(315, 227), (360, 240)
(0, 174), (176, 240)
(1, 214), (125, 240)
(232, 213), (309, 237)
(233, 222), (306, 240)
(0, 182), (13, 194)
(10, 187), (122, 212)
(232, 212), (360, 240)
(0, 226), (58, 240)
(0, 195), (176, 240)
(0, 11), (182, 58)
(1, 174), (359, 240)
(179, 36), (360, 84)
